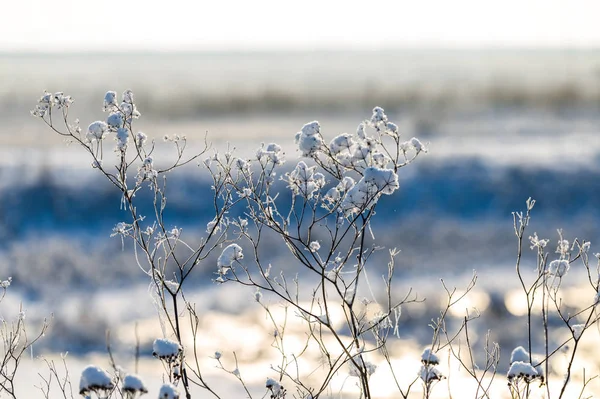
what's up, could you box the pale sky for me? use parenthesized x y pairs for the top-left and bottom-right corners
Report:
(2, 0), (600, 51)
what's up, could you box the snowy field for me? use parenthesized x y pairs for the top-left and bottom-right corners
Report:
(1, 50), (600, 397)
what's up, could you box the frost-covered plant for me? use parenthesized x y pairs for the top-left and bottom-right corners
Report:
(32, 90), (600, 399)
(32, 90), (431, 398)
(0, 277), (49, 398)
(79, 365), (114, 397)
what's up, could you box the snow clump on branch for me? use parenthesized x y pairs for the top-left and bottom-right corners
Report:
(295, 121), (323, 156)
(122, 374), (148, 395)
(341, 167), (399, 215)
(79, 365), (114, 396)
(159, 383), (180, 399)
(153, 338), (182, 360)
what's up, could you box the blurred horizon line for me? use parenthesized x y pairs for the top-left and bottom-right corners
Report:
(2, 46), (600, 56)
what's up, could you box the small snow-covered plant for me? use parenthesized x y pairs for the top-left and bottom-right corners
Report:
(122, 374), (148, 399)
(0, 277), (49, 398)
(153, 338), (183, 384)
(158, 383), (179, 399)
(507, 199), (600, 399)
(79, 365), (115, 398)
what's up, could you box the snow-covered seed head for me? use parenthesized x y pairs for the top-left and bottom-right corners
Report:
(385, 122), (399, 136)
(159, 383), (180, 399)
(87, 121), (109, 142)
(135, 131), (147, 147)
(419, 365), (444, 383)
(266, 378), (286, 398)
(409, 137), (427, 153)
(295, 121), (323, 157)
(116, 127), (129, 150)
(122, 374), (148, 395)
(507, 361), (539, 383)
(152, 338), (182, 360)
(107, 112), (124, 130)
(217, 244), (243, 270)
(122, 89), (134, 104)
(370, 106), (388, 125)
(103, 91), (117, 112)
(421, 348), (440, 365)
(548, 259), (570, 277)
(79, 365), (114, 395)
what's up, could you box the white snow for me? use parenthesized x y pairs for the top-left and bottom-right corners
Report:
(329, 133), (354, 154)
(287, 161), (324, 198)
(256, 142), (284, 164)
(385, 122), (399, 136)
(548, 259), (570, 277)
(507, 361), (538, 380)
(363, 166), (399, 195)
(340, 167), (399, 215)
(152, 338), (182, 359)
(510, 346), (530, 364)
(266, 377), (284, 396)
(86, 121), (109, 142)
(217, 244), (244, 268)
(419, 365), (443, 382)
(103, 91), (117, 112)
(370, 106), (388, 126)
(107, 112), (124, 130)
(122, 374), (147, 394)
(122, 90), (134, 104)
(135, 131), (147, 147)
(159, 383), (180, 399)
(400, 137), (428, 153)
(79, 365), (113, 394)
(116, 127), (129, 150)
(295, 121), (323, 156)
(572, 323), (585, 340)
(421, 348), (440, 365)
(356, 122), (366, 140)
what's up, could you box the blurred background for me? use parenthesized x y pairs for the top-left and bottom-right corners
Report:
(1, 0), (600, 396)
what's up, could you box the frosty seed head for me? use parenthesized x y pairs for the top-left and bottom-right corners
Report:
(421, 348), (440, 365)
(548, 259), (570, 277)
(107, 112), (124, 130)
(217, 243), (244, 269)
(158, 383), (179, 399)
(122, 89), (134, 104)
(266, 378), (286, 398)
(295, 121), (323, 157)
(419, 365), (444, 383)
(87, 121), (109, 142)
(103, 91), (117, 112)
(79, 365), (114, 395)
(370, 106), (388, 125)
(122, 374), (147, 394)
(257, 142), (284, 164)
(135, 131), (147, 147)
(309, 241), (320, 252)
(507, 361), (539, 383)
(152, 338), (182, 360)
